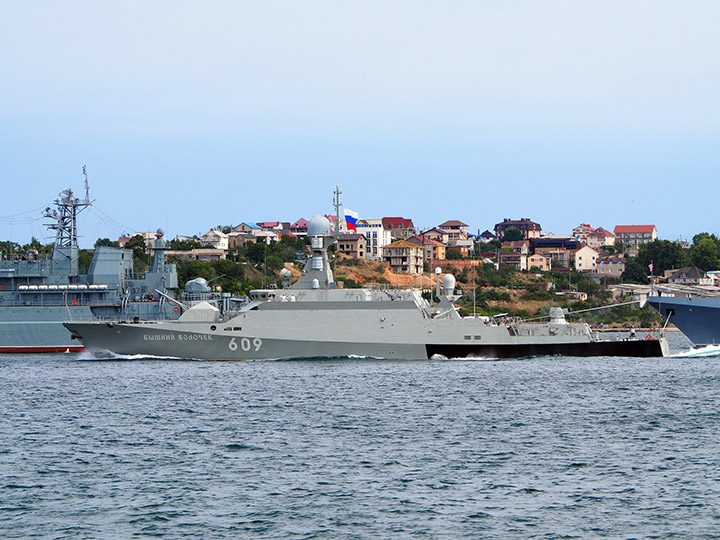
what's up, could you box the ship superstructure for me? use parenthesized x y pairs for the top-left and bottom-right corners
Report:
(0, 173), (180, 352)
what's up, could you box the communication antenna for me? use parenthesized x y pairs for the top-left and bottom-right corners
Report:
(333, 185), (342, 240)
(82, 165), (90, 204)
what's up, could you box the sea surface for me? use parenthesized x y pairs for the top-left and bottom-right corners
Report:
(2, 333), (720, 539)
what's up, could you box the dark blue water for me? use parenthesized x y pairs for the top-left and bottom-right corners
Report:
(2, 334), (720, 539)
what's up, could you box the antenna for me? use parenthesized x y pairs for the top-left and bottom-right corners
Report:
(82, 165), (90, 204)
(333, 185), (342, 240)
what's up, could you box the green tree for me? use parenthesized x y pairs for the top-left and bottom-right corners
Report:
(622, 259), (650, 284)
(23, 237), (53, 254)
(446, 248), (463, 260)
(126, 234), (149, 272)
(634, 240), (688, 276)
(78, 250), (93, 273)
(691, 237), (719, 271)
(0, 241), (21, 255)
(95, 238), (120, 248)
(169, 238), (205, 250)
(502, 227), (524, 242)
(692, 232), (719, 247)
(174, 258), (217, 286)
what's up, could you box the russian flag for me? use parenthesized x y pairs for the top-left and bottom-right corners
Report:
(344, 209), (359, 232)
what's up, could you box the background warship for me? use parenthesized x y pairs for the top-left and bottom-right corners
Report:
(647, 294), (720, 347)
(65, 190), (669, 360)
(0, 175), (180, 352)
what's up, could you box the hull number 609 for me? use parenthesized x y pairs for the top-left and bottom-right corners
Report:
(228, 337), (262, 352)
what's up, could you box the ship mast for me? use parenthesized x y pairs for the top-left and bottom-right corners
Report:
(333, 185), (342, 242)
(43, 166), (92, 249)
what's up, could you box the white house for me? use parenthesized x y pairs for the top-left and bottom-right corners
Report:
(574, 245), (599, 272)
(201, 229), (229, 250)
(357, 219), (394, 260)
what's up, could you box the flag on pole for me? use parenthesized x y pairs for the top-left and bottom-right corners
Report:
(344, 209), (359, 232)
(648, 262), (654, 274)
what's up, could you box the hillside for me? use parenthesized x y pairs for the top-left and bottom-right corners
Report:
(333, 255), (435, 288)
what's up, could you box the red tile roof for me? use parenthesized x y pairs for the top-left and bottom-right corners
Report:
(590, 227), (614, 237)
(614, 225), (656, 233)
(382, 217), (414, 229)
(439, 220), (468, 228)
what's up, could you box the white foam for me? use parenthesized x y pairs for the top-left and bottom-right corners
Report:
(671, 345), (720, 358)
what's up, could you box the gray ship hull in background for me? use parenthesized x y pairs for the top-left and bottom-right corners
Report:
(0, 178), (180, 353)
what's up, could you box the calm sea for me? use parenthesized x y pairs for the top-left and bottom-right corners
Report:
(2, 333), (719, 539)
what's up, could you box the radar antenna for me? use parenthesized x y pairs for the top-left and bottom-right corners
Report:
(82, 164), (90, 204)
(43, 167), (93, 249)
(333, 185), (342, 241)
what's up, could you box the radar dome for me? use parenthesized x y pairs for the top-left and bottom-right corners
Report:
(307, 215), (333, 237)
(442, 274), (456, 294)
(279, 268), (293, 280)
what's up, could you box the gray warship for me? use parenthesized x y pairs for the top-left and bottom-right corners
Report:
(0, 175), (180, 352)
(65, 191), (669, 360)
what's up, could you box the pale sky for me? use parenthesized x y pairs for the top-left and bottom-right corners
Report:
(1, 1), (718, 247)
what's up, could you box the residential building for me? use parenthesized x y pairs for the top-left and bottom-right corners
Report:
(201, 229), (229, 250)
(438, 220), (472, 257)
(233, 222), (260, 235)
(383, 239), (424, 274)
(595, 257), (626, 277)
(477, 230), (496, 243)
(418, 227), (450, 244)
(527, 254), (550, 272)
(572, 224), (595, 244)
(290, 218), (309, 236)
(587, 227), (615, 251)
(498, 241), (529, 270)
(530, 236), (582, 268)
(165, 249), (227, 261)
(382, 217), (415, 239)
(614, 225), (657, 256)
(357, 219), (394, 260)
(494, 218), (542, 240)
(409, 235), (446, 265)
(255, 230), (279, 244)
(257, 221), (290, 233)
(574, 245), (599, 272)
(337, 233), (367, 259)
(228, 231), (255, 248)
(438, 220), (469, 241)
(668, 266), (713, 286)
(121, 231), (162, 248)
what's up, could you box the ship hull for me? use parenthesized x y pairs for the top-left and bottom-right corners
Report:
(0, 306), (93, 352)
(648, 296), (720, 346)
(65, 319), (668, 361)
(0, 303), (179, 353)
